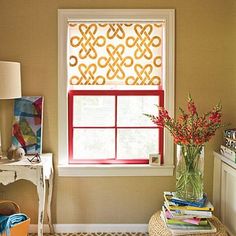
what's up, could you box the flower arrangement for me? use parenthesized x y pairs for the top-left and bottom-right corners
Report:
(144, 95), (222, 147)
(144, 95), (222, 201)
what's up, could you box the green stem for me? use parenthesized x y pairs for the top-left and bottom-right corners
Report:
(176, 145), (203, 201)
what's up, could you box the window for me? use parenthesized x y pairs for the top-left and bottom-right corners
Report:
(58, 10), (175, 175)
(69, 90), (163, 164)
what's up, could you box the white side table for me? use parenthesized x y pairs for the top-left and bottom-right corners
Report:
(0, 153), (54, 236)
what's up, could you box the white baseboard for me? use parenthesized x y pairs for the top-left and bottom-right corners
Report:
(29, 224), (148, 233)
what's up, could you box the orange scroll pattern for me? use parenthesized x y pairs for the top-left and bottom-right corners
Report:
(68, 22), (164, 86)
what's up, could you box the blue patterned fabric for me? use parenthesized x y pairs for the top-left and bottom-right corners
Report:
(0, 213), (28, 235)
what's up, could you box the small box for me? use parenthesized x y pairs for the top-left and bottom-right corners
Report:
(1, 218), (30, 236)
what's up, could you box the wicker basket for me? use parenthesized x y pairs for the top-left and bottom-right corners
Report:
(0, 200), (30, 236)
(148, 211), (228, 236)
(0, 200), (20, 215)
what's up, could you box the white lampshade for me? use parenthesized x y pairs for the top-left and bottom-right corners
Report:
(0, 61), (22, 99)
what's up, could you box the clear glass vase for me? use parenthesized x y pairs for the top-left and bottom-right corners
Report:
(176, 145), (204, 201)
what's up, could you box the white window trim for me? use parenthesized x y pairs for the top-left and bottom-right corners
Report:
(58, 9), (175, 176)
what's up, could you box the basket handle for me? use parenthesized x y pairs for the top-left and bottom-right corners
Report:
(0, 200), (20, 215)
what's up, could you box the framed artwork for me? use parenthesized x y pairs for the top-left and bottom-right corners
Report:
(12, 96), (44, 154)
(149, 153), (161, 166)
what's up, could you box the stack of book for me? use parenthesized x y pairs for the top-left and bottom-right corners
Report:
(160, 192), (217, 235)
(220, 128), (236, 163)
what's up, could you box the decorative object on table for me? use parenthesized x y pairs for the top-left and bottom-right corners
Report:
(224, 128), (236, 140)
(27, 153), (41, 163)
(225, 137), (236, 150)
(219, 128), (236, 163)
(224, 128), (236, 150)
(149, 153), (161, 165)
(0, 61), (22, 159)
(144, 95), (222, 201)
(11, 96), (44, 155)
(7, 145), (25, 161)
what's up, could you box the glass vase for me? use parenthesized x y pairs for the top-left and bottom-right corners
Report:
(176, 145), (204, 201)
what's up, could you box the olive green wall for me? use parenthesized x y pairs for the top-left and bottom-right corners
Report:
(0, 0), (235, 225)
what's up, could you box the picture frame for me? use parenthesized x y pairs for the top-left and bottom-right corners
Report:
(149, 153), (161, 165)
(12, 96), (44, 155)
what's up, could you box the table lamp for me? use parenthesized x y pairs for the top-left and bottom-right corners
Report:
(0, 61), (22, 158)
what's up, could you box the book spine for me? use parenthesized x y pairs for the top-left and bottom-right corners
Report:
(169, 205), (213, 212)
(167, 219), (208, 226)
(162, 205), (173, 218)
(169, 222), (217, 235)
(167, 223), (212, 230)
(170, 214), (212, 219)
(170, 199), (204, 207)
(164, 192), (206, 208)
(173, 209), (212, 217)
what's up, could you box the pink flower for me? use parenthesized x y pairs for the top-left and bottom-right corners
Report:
(144, 95), (222, 147)
(187, 100), (197, 115)
(209, 112), (221, 123)
(153, 116), (164, 126)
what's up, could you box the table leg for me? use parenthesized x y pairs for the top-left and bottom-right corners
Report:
(47, 168), (54, 233)
(37, 169), (46, 236)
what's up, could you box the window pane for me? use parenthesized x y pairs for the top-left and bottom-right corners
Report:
(117, 129), (159, 159)
(73, 96), (115, 126)
(117, 96), (159, 127)
(73, 129), (115, 159)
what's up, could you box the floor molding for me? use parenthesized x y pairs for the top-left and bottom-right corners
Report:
(29, 224), (148, 233)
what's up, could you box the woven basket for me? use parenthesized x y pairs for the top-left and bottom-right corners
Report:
(148, 211), (228, 236)
(0, 200), (20, 216)
(0, 200), (30, 236)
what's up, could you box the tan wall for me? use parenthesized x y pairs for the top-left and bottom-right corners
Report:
(0, 0), (235, 224)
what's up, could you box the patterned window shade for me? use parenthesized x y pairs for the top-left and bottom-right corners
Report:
(67, 22), (164, 89)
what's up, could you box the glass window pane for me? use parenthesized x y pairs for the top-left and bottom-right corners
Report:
(117, 129), (159, 159)
(73, 96), (115, 126)
(117, 96), (159, 127)
(73, 129), (115, 159)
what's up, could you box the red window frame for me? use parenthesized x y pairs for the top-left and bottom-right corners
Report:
(68, 90), (164, 164)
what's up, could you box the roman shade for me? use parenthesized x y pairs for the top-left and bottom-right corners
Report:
(67, 22), (164, 88)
